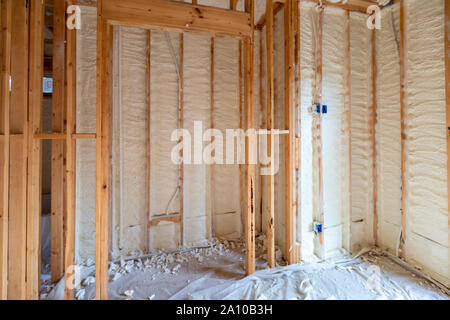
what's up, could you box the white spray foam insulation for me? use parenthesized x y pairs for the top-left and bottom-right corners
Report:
(322, 7), (346, 257)
(112, 27), (150, 257)
(299, 1), (316, 261)
(75, 6), (97, 263)
(376, 3), (402, 255)
(404, 0), (449, 286)
(183, 33), (212, 247)
(213, 37), (241, 239)
(349, 11), (374, 252)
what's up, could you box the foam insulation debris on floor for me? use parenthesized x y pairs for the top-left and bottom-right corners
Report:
(41, 238), (449, 300)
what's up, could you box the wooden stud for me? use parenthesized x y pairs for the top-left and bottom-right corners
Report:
(265, 0), (275, 269)
(102, 0), (252, 38)
(0, 0), (11, 300)
(445, 0), (450, 265)
(284, 0), (296, 264)
(399, 0), (406, 260)
(230, 0), (238, 11)
(146, 30), (151, 253)
(26, 0), (45, 300)
(258, 27), (264, 234)
(210, 37), (215, 238)
(95, 0), (113, 300)
(64, 2), (77, 300)
(244, 0), (255, 276)
(255, 2), (284, 30)
(179, 33), (184, 247)
(293, 0), (301, 262)
(345, 10), (352, 253)
(371, 29), (378, 246)
(8, 0), (28, 300)
(51, 0), (65, 283)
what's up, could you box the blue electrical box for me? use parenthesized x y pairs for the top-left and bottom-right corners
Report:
(322, 105), (328, 114)
(315, 104), (321, 114)
(313, 222), (323, 235)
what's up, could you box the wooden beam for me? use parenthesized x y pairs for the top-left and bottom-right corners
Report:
(148, 215), (181, 227)
(64, 3), (77, 299)
(8, 0), (28, 300)
(179, 33), (184, 247)
(230, 0), (238, 10)
(95, 0), (113, 300)
(210, 37), (215, 238)
(146, 30), (151, 253)
(345, 10), (352, 253)
(299, 0), (375, 13)
(244, 0), (255, 276)
(51, 0), (65, 284)
(101, 0), (252, 38)
(371, 29), (378, 246)
(445, 0), (450, 267)
(26, 0), (45, 300)
(258, 28), (264, 234)
(284, 0), (296, 265)
(255, 2), (283, 30)
(399, 0), (406, 260)
(265, 0), (275, 269)
(0, 0), (11, 300)
(34, 133), (96, 140)
(293, 0), (301, 263)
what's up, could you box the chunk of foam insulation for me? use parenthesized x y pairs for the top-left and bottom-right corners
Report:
(322, 7), (346, 256)
(350, 11), (374, 252)
(376, 3), (402, 255)
(404, 0), (449, 285)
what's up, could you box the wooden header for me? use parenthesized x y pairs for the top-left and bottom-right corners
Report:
(101, 0), (253, 38)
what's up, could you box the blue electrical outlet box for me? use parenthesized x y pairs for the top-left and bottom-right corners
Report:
(313, 222), (323, 235)
(315, 104), (321, 114)
(322, 105), (328, 114)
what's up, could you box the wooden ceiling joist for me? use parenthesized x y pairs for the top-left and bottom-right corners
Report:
(101, 0), (252, 38)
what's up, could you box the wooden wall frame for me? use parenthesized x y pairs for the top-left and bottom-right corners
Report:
(95, 0), (256, 300)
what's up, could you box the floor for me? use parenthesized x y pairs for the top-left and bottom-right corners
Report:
(42, 236), (450, 300)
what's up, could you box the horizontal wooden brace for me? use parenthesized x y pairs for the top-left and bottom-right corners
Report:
(148, 215), (181, 227)
(34, 133), (96, 140)
(101, 0), (252, 38)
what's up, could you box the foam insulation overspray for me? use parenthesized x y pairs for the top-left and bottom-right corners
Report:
(75, 6), (97, 262)
(376, 3), (402, 256)
(404, 0), (449, 286)
(322, 7), (346, 257)
(349, 11), (374, 252)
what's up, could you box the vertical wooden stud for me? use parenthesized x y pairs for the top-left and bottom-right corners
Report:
(64, 1), (77, 300)
(371, 29), (378, 246)
(444, 0), (450, 264)
(51, 0), (65, 283)
(27, 0), (44, 300)
(265, 0), (275, 269)
(284, 0), (296, 264)
(0, 0), (11, 300)
(345, 10), (352, 253)
(244, 0), (255, 275)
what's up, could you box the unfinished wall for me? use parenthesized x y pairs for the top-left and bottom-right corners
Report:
(75, 1), (249, 262)
(404, 0), (449, 286)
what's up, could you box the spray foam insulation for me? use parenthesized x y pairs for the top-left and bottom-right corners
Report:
(350, 11), (374, 253)
(376, 3), (402, 256)
(404, 0), (449, 286)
